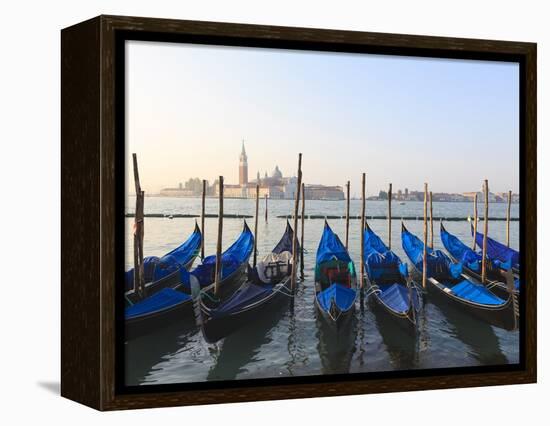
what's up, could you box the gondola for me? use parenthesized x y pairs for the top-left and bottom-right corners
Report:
(125, 222), (201, 303)
(125, 221), (254, 338)
(401, 223), (517, 331)
(470, 220), (520, 274)
(196, 221), (297, 343)
(314, 221), (358, 329)
(441, 222), (520, 299)
(363, 224), (421, 333)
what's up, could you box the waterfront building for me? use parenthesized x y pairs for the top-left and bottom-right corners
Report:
(217, 143), (344, 200)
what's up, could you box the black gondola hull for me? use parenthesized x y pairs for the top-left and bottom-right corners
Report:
(125, 296), (194, 340)
(425, 278), (517, 331)
(314, 293), (356, 331)
(201, 278), (292, 343)
(368, 291), (418, 335)
(125, 263), (246, 339)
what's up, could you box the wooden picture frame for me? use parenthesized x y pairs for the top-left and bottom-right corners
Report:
(61, 15), (536, 411)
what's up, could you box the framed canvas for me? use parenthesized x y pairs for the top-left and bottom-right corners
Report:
(61, 15), (536, 411)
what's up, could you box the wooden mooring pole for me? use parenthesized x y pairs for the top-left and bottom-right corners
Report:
(291, 154), (302, 293)
(201, 179), (206, 260)
(300, 182), (305, 278)
(506, 190), (512, 247)
(360, 173), (366, 290)
(481, 179), (489, 284)
(422, 183), (428, 290)
(253, 184), (259, 267)
(429, 190), (434, 249)
(265, 194), (268, 223)
(214, 176), (224, 295)
(345, 181), (350, 249)
(132, 153), (145, 298)
(388, 183), (392, 249)
(472, 192), (478, 250)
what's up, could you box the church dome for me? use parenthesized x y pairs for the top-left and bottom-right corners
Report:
(272, 165), (283, 179)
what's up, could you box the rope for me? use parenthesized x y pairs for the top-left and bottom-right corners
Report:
(200, 290), (221, 303)
(364, 285), (380, 298)
(272, 284), (295, 298)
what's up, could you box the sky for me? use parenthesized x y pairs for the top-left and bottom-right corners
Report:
(126, 40), (519, 197)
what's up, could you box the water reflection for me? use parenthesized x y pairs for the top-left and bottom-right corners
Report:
(435, 301), (507, 365)
(371, 308), (419, 370)
(316, 308), (358, 375)
(207, 301), (289, 381)
(125, 320), (196, 385)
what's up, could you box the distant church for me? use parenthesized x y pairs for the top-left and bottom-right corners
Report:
(239, 141), (248, 186)
(219, 141), (344, 201)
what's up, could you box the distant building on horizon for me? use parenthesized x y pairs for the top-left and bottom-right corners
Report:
(216, 142), (344, 200)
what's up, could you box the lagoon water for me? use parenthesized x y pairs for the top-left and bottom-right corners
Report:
(124, 197), (520, 386)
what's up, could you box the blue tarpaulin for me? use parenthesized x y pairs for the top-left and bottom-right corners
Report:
(272, 221), (297, 254)
(125, 225), (201, 292)
(440, 224), (482, 272)
(125, 288), (191, 320)
(206, 223), (295, 319)
(472, 224), (520, 270)
(450, 280), (505, 305)
(190, 221), (254, 287)
(401, 225), (462, 280)
(316, 283), (356, 312)
(378, 283), (418, 313)
(316, 222), (352, 264)
(211, 283), (272, 318)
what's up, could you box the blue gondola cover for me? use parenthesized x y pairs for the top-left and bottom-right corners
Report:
(450, 280), (505, 305)
(378, 283), (417, 313)
(190, 222), (254, 287)
(272, 221), (297, 254)
(472, 224), (520, 270)
(440, 225), (482, 271)
(125, 287), (191, 320)
(316, 223), (352, 264)
(317, 283), (356, 312)
(211, 283), (272, 318)
(125, 226), (201, 291)
(401, 226), (462, 280)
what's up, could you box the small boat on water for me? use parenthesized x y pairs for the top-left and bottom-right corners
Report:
(364, 224), (421, 333)
(401, 223), (517, 331)
(314, 221), (358, 329)
(440, 222), (519, 299)
(195, 221), (297, 342)
(470, 220), (520, 274)
(125, 222), (201, 303)
(125, 221), (254, 338)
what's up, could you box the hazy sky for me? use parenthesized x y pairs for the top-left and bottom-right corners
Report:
(126, 40), (519, 196)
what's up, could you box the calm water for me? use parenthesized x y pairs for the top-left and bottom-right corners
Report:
(125, 197), (520, 386)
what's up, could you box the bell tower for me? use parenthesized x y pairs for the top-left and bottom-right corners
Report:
(239, 140), (248, 186)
